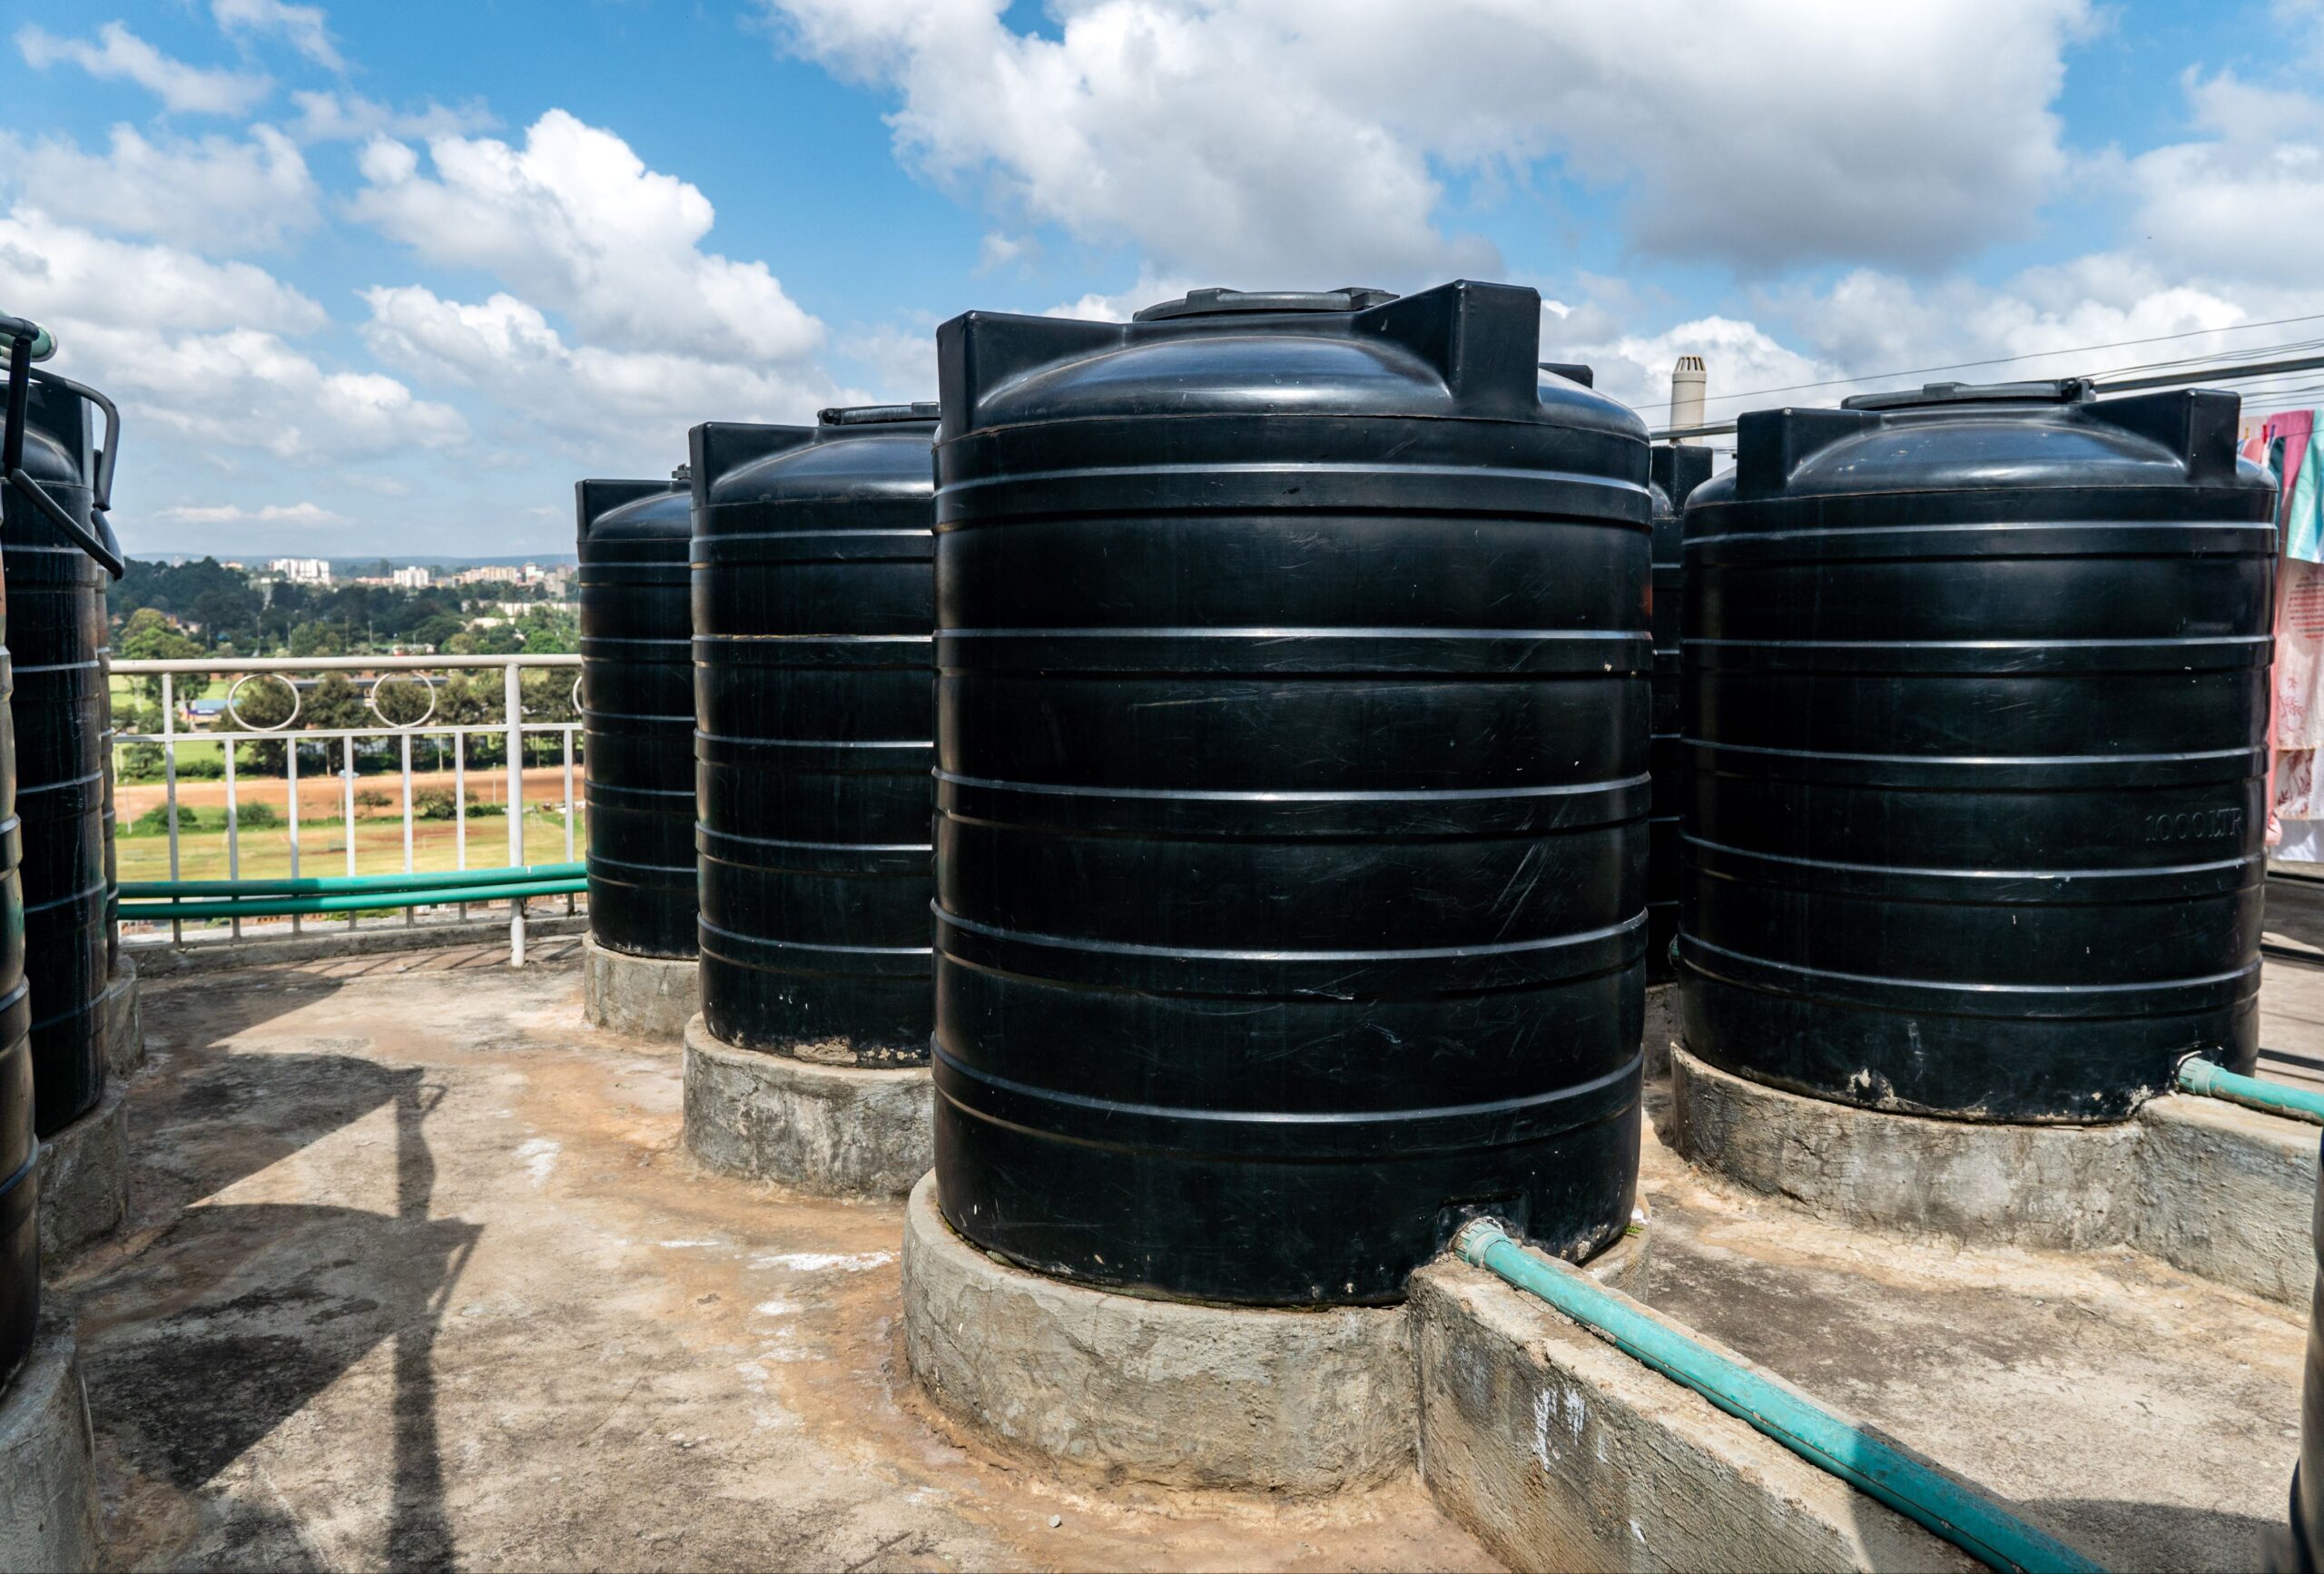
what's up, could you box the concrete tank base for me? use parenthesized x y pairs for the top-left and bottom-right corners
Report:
(1671, 1046), (2319, 1305)
(101, 955), (143, 1078)
(0, 1311), (102, 1573)
(682, 1018), (931, 1198)
(35, 1081), (127, 1267)
(901, 1173), (1416, 1494)
(582, 936), (698, 1040)
(1642, 981), (1681, 1079)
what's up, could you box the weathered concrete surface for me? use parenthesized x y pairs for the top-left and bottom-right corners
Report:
(0, 1310), (102, 1573)
(103, 954), (144, 1078)
(903, 1174), (1415, 1493)
(1670, 1047), (2142, 1249)
(1640, 983), (1680, 1080)
(581, 936), (697, 1041)
(63, 940), (1493, 1571)
(683, 1018), (931, 1199)
(1636, 1087), (2303, 1570)
(35, 1079), (127, 1266)
(1670, 1048), (2318, 1307)
(1413, 1259), (1973, 1573)
(126, 910), (586, 977)
(2136, 1095), (2315, 1307)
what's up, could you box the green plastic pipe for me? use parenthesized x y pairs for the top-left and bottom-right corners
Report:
(2176, 1057), (2324, 1126)
(1453, 1220), (2104, 1574)
(122, 878), (583, 920)
(119, 862), (585, 899)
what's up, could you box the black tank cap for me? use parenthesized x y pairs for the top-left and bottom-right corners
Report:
(1539, 362), (1595, 388)
(1841, 378), (2097, 411)
(819, 401), (941, 426)
(1132, 286), (1398, 322)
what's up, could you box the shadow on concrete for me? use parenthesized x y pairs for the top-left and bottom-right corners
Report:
(2020, 1497), (2281, 1570)
(84, 1068), (478, 1569)
(135, 1047), (422, 1212)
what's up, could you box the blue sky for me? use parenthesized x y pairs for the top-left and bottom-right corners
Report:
(0, 0), (2311, 556)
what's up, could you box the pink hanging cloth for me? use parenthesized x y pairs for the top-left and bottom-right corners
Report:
(2268, 412), (2319, 851)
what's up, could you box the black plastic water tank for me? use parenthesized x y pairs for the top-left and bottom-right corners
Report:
(689, 405), (940, 1060)
(578, 472), (697, 959)
(931, 281), (1649, 1306)
(1648, 445), (1713, 985)
(0, 395), (52, 1382)
(11, 376), (111, 1137)
(1679, 380), (2276, 1122)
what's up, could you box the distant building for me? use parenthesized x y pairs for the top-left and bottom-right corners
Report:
(391, 566), (431, 589)
(269, 557), (331, 585)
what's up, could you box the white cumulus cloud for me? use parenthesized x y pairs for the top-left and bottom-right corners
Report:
(15, 21), (271, 116)
(348, 110), (822, 363)
(211, 0), (343, 74)
(0, 209), (463, 470)
(360, 285), (852, 465)
(760, 0), (2088, 284)
(286, 90), (494, 144)
(153, 500), (346, 525)
(5, 124), (320, 252)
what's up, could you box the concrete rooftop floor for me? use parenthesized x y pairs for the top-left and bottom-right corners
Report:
(61, 939), (1496, 1572)
(56, 900), (2324, 1573)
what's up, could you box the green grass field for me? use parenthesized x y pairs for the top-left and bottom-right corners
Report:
(115, 807), (582, 883)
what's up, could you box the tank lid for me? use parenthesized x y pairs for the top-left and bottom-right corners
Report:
(1841, 377), (2096, 412)
(1538, 361), (1595, 388)
(1131, 286), (1398, 322)
(819, 401), (940, 426)
(670, 463), (691, 484)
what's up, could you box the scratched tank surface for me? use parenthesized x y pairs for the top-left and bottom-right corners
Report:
(1679, 380), (2277, 1120)
(931, 281), (1649, 1305)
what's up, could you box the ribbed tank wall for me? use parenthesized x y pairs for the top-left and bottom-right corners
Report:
(0, 418), (53, 1387)
(578, 477), (697, 958)
(1647, 445), (1712, 985)
(10, 379), (107, 1138)
(931, 281), (1649, 1306)
(689, 406), (939, 1062)
(1679, 383), (2277, 1122)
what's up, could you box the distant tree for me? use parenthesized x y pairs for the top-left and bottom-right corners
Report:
(115, 607), (207, 706)
(287, 621), (345, 657)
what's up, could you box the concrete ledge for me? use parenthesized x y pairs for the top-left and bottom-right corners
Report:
(101, 954), (143, 1078)
(1413, 1258), (1975, 1572)
(682, 1018), (931, 1199)
(1642, 983), (1680, 1080)
(582, 936), (698, 1040)
(35, 1083), (127, 1267)
(126, 910), (586, 976)
(901, 1174), (1414, 1492)
(0, 1311), (101, 1574)
(2133, 1094), (2316, 1306)
(1671, 1048), (2319, 1307)
(1671, 1048), (2140, 1249)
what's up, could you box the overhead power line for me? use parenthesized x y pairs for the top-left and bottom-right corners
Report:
(1689, 310), (2324, 410)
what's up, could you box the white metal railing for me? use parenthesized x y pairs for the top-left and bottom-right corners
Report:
(110, 653), (586, 966)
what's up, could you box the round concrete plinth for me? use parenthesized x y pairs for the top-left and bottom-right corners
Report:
(0, 1311), (102, 1573)
(101, 954), (143, 1078)
(901, 1174), (1414, 1493)
(35, 1084), (127, 1267)
(682, 1018), (931, 1198)
(1670, 1046), (2141, 1248)
(583, 936), (699, 1040)
(1642, 981), (1680, 1079)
